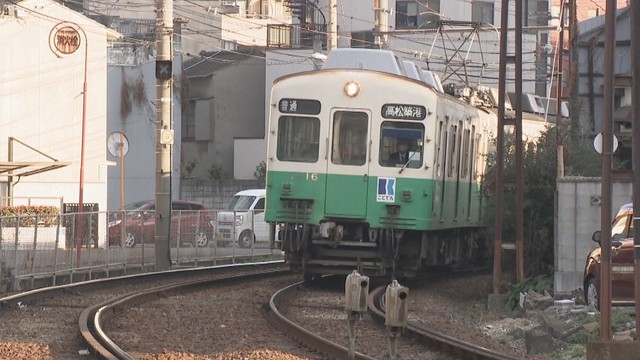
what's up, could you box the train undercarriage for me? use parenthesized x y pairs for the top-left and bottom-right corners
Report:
(278, 220), (489, 279)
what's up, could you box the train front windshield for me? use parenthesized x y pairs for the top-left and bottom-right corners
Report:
(276, 116), (321, 163)
(379, 122), (424, 168)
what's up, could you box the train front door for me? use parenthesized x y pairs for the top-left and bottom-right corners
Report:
(325, 110), (370, 217)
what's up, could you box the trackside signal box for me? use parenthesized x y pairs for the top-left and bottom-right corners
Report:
(345, 270), (369, 312)
(385, 280), (409, 328)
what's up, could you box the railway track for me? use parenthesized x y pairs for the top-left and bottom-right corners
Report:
(80, 265), (291, 359)
(267, 274), (520, 360)
(0, 261), (290, 359)
(2, 264), (524, 359)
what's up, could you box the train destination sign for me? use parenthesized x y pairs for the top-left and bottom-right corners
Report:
(279, 98), (321, 115)
(382, 104), (427, 120)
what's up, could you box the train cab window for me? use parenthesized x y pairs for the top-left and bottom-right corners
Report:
(331, 111), (368, 166)
(379, 122), (424, 168)
(276, 116), (321, 163)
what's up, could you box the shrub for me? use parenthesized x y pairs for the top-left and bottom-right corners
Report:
(0, 206), (60, 227)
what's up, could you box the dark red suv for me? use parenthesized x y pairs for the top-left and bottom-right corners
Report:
(583, 202), (635, 309)
(108, 200), (214, 248)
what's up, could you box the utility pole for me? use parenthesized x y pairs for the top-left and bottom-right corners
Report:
(493, 0), (509, 294)
(155, 0), (173, 271)
(556, 2), (566, 176)
(599, 0), (616, 341)
(630, 0), (640, 335)
(328, 0), (337, 50)
(374, 0), (389, 49)
(514, 0), (524, 282)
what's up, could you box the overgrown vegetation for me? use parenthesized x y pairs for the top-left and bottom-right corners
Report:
(254, 161), (266, 181)
(0, 206), (60, 227)
(208, 164), (227, 180)
(482, 125), (605, 281)
(120, 70), (147, 120)
(505, 274), (553, 310)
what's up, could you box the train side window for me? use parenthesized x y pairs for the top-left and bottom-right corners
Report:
(276, 116), (321, 163)
(461, 128), (471, 179)
(331, 111), (368, 166)
(379, 121), (424, 168)
(447, 124), (458, 177)
(434, 121), (443, 176)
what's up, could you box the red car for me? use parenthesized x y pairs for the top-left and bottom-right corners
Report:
(583, 202), (636, 309)
(108, 200), (214, 248)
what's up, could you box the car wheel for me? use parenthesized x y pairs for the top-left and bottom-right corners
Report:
(586, 278), (599, 310)
(195, 232), (209, 247)
(238, 230), (254, 248)
(123, 232), (137, 248)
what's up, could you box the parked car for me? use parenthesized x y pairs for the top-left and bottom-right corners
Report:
(583, 202), (636, 309)
(108, 200), (214, 248)
(216, 189), (271, 248)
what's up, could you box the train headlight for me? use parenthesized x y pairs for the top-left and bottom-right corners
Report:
(344, 81), (360, 97)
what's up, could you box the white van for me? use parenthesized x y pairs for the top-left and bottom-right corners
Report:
(216, 189), (269, 248)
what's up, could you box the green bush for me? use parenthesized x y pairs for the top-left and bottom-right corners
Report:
(505, 274), (553, 310)
(0, 206), (60, 227)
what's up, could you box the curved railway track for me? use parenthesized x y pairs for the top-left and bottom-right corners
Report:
(2, 264), (523, 360)
(267, 274), (520, 360)
(0, 261), (289, 359)
(80, 266), (291, 359)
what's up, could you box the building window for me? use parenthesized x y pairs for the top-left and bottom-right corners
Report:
(472, 1), (494, 24)
(396, 0), (440, 29)
(183, 100), (196, 139)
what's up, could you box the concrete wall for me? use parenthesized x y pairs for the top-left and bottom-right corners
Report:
(576, 8), (632, 133)
(180, 179), (264, 210)
(234, 138), (266, 180)
(106, 54), (183, 211)
(554, 177), (634, 295)
(182, 57), (266, 180)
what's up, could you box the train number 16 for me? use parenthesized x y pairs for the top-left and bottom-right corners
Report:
(306, 173), (318, 181)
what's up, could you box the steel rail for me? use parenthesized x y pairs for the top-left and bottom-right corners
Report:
(266, 280), (378, 360)
(0, 261), (286, 359)
(368, 285), (519, 360)
(80, 264), (290, 359)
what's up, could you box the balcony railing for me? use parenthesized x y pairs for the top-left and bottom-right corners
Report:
(267, 23), (327, 49)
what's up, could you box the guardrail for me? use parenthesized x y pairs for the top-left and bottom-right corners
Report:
(0, 210), (282, 293)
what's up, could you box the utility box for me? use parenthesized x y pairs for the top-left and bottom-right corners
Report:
(385, 280), (409, 328)
(345, 270), (369, 312)
(63, 203), (99, 248)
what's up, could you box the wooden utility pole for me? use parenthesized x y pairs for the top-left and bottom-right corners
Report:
(631, 0), (640, 335)
(493, 0), (509, 294)
(599, 0), (617, 340)
(155, 0), (173, 270)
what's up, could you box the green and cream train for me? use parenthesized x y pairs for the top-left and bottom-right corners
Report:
(265, 48), (538, 279)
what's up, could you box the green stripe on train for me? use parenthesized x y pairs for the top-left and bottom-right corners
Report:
(265, 170), (483, 230)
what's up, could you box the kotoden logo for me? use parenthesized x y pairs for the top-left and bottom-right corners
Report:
(377, 177), (396, 202)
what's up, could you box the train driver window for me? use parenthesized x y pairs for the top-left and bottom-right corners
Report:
(379, 122), (424, 168)
(276, 116), (321, 163)
(331, 111), (368, 166)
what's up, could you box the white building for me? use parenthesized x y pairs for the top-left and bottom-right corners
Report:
(0, 0), (120, 226)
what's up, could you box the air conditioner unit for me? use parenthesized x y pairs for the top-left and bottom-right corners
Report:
(1, 5), (17, 17)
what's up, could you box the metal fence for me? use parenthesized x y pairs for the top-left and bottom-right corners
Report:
(0, 209), (282, 293)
